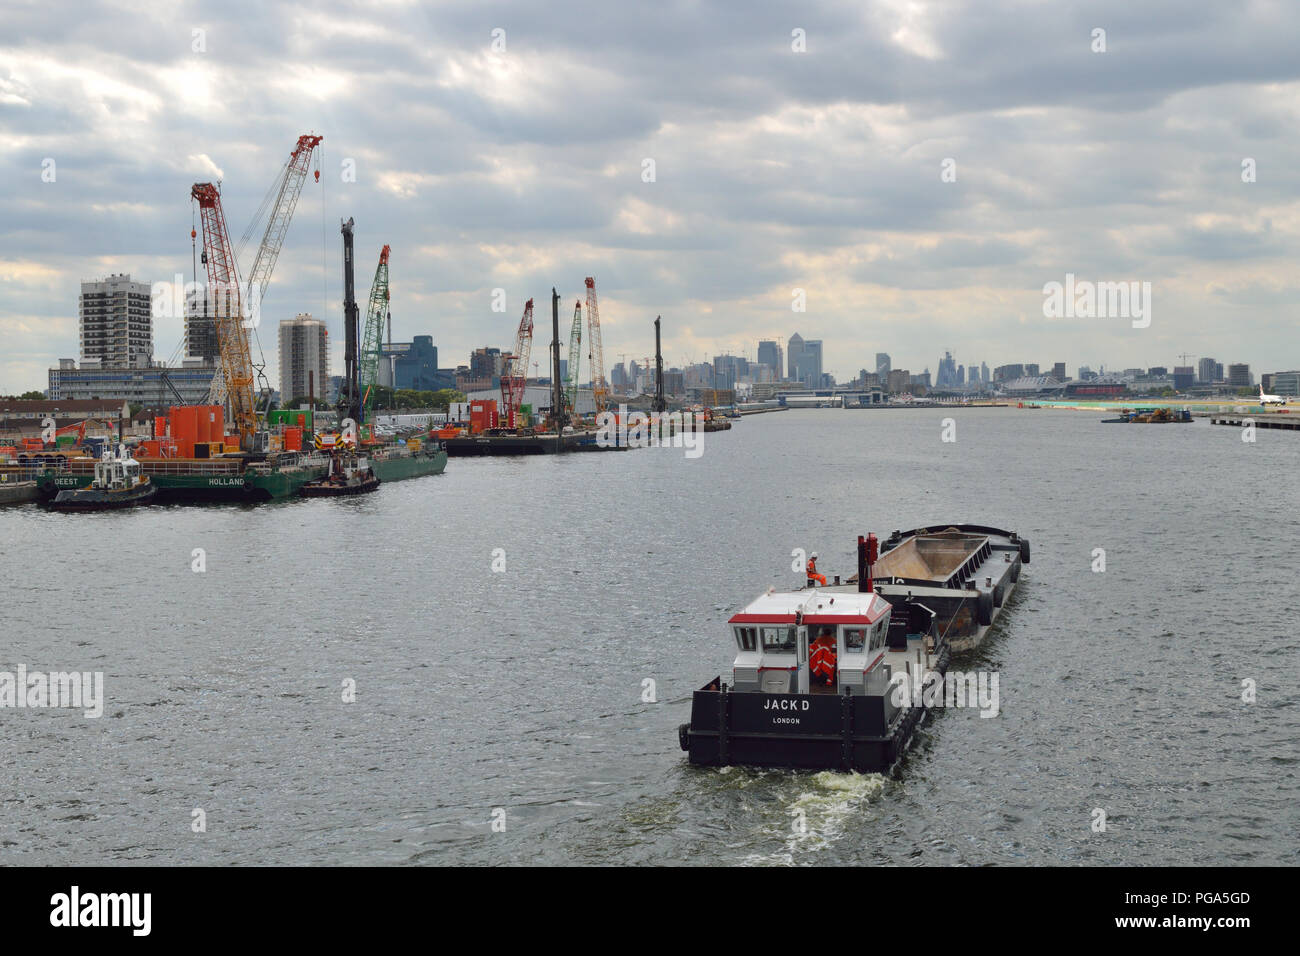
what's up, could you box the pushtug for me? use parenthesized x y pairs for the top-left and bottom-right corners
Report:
(678, 525), (1029, 774)
(299, 435), (379, 497)
(49, 452), (156, 512)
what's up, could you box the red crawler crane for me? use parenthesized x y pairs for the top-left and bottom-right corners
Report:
(501, 298), (534, 430)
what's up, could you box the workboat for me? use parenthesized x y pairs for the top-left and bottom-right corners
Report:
(1102, 407), (1191, 423)
(678, 525), (1029, 774)
(49, 453), (156, 512)
(365, 435), (448, 481)
(299, 448), (379, 497)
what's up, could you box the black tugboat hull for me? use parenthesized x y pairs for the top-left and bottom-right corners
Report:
(299, 475), (380, 497)
(49, 484), (157, 512)
(681, 642), (952, 775)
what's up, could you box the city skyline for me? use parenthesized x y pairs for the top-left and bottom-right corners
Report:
(5, 3), (1300, 393)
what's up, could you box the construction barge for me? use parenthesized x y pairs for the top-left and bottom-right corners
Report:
(3, 429), (445, 505)
(679, 525), (1029, 774)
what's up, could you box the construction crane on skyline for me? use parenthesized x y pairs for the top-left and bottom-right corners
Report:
(190, 182), (258, 451)
(241, 134), (322, 315)
(501, 299), (534, 429)
(565, 300), (582, 418)
(201, 133), (322, 412)
(585, 277), (609, 413)
(359, 245), (391, 426)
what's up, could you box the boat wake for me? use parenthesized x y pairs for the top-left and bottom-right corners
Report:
(739, 770), (887, 865)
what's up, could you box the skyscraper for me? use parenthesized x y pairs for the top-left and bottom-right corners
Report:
(757, 340), (782, 379)
(876, 353), (891, 377)
(184, 286), (225, 364)
(79, 273), (153, 368)
(790, 339), (822, 386)
(278, 313), (330, 402)
(788, 333), (805, 380)
(936, 351), (957, 387)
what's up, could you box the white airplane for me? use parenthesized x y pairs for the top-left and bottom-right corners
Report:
(1259, 384), (1288, 406)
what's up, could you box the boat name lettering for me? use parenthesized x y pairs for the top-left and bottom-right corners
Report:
(763, 698), (810, 711)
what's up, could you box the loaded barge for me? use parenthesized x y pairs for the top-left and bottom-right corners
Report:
(679, 525), (1029, 774)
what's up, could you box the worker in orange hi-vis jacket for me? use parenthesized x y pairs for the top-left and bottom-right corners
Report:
(809, 629), (837, 686)
(806, 552), (827, 587)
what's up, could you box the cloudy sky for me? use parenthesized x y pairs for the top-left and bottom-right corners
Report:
(2, 0), (1299, 393)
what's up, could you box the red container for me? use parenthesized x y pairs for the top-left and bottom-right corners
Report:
(470, 399), (498, 433)
(170, 406), (198, 448)
(154, 416), (168, 438)
(284, 427), (302, 452)
(206, 406), (224, 444)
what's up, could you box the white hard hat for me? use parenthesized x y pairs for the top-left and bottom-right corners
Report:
(810, 552), (818, 559)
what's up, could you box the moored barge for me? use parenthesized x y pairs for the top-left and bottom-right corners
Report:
(679, 525), (1029, 774)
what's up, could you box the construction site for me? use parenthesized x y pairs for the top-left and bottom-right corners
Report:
(0, 131), (732, 506)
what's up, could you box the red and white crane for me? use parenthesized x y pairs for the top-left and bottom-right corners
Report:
(191, 182), (258, 451)
(501, 298), (534, 429)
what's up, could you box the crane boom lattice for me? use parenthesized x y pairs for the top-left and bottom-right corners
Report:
(584, 277), (608, 413)
(501, 299), (534, 429)
(565, 301), (582, 417)
(360, 245), (391, 425)
(190, 182), (257, 451)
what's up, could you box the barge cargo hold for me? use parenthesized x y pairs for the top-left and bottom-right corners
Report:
(861, 525), (1029, 652)
(679, 525), (1029, 774)
(0, 479), (39, 505)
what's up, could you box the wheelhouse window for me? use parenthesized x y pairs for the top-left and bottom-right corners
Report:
(843, 627), (867, 653)
(869, 622), (885, 651)
(760, 626), (797, 653)
(734, 626), (757, 651)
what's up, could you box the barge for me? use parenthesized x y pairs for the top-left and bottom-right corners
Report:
(365, 436), (448, 481)
(679, 525), (1029, 774)
(0, 478), (39, 505)
(26, 452), (329, 503)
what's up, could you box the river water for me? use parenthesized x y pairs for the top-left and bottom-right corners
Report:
(2, 408), (1297, 865)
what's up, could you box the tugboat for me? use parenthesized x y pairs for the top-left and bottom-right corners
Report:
(678, 525), (1029, 774)
(299, 438), (379, 497)
(49, 451), (156, 511)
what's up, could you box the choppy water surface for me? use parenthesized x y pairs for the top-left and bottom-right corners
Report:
(2, 408), (1297, 865)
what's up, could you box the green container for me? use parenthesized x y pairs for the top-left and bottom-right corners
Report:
(270, 408), (314, 427)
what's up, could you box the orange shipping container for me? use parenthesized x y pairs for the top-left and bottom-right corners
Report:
(284, 427), (302, 452)
(170, 406), (199, 447)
